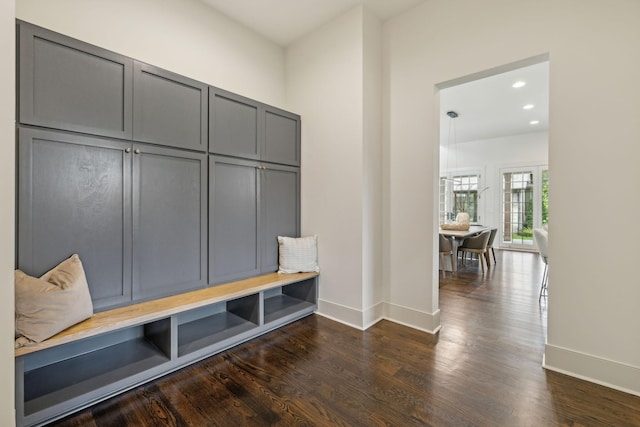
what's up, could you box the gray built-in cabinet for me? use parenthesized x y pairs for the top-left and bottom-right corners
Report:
(18, 128), (207, 310)
(131, 144), (207, 301)
(18, 22), (134, 139)
(16, 20), (301, 309)
(209, 156), (299, 284)
(18, 129), (134, 308)
(209, 88), (301, 166)
(133, 62), (208, 151)
(15, 19), (305, 427)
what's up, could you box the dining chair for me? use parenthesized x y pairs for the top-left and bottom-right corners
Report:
(458, 230), (491, 273)
(485, 228), (498, 265)
(533, 228), (549, 300)
(439, 235), (455, 274)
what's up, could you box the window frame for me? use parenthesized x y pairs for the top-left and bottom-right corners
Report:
(439, 169), (482, 225)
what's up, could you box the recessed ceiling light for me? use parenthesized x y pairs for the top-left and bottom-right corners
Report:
(512, 81), (526, 88)
(530, 120), (540, 125)
(523, 104), (534, 110)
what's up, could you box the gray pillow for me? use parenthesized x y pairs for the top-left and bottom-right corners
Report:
(15, 254), (94, 345)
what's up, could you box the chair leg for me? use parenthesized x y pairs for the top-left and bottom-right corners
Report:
(491, 247), (496, 263)
(449, 254), (456, 272)
(479, 251), (485, 273)
(484, 251), (491, 268)
(539, 264), (548, 300)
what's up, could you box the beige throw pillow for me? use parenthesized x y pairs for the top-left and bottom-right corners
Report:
(15, 254), (94, 344)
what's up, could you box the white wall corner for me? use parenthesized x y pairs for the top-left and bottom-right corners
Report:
(383, 302), (441, 334)
(362, 301), (385, 329)
(544, 343), (640, 397)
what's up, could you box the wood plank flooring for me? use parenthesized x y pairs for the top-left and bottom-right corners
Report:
(51, 250), (640, 426)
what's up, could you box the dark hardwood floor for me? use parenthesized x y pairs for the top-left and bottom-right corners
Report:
(51, 250), (640, 426)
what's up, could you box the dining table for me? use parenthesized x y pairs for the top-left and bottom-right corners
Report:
(439, 225), (490, 239)
(439, 225), (490, 271)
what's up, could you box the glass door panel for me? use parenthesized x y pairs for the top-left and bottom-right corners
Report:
(501, 170), (535, 249)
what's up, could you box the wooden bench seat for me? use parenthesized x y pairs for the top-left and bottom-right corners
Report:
(15, 271), (319, 358)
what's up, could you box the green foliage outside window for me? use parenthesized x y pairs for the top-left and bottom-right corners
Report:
(542, 170), (549, 225)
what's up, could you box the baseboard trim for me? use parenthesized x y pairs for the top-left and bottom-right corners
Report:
(544, 343), (640, 397)
(383, 302), (441, 334)
(317, 299), (366, 330)
(316, 299), (441, 334)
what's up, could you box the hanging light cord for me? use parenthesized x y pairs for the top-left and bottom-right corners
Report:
(444, 111), (459, 183)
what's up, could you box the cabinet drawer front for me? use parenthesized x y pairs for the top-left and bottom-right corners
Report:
(18, 21), (133, 139)
(133, 62), (207, 151)
(17, 128), (133, 310)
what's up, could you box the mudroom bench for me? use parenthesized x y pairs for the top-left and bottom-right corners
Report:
(15, 272), (318, 427)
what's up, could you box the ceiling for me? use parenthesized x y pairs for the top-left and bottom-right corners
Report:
(199, 0), (548, 144)
(200, 0), (426, 46)
(440, 62), (549, 144)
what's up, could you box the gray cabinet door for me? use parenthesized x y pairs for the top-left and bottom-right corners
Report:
(209, 88), (260, 160)
(132, 144), (207, 300)
(209, 156), (260, 285)
(263, 107), (300, 166)
(261, 165), (300, 273)
(17, 128), (133, 310)
(18, 21), (133, 140)
(133, 62), (207, 151)
(208, 87), (301, 167)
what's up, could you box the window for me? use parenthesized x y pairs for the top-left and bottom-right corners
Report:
(439, 173), (480, 223)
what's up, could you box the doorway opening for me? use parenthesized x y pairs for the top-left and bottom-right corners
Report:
(437, 57), (549, 254)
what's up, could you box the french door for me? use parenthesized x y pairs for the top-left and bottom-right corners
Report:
(500, 166), (548, 249)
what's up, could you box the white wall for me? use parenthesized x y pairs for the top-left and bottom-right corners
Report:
(362, 8), (384, 327)
(17, 0), (286, 107)
(440, 131), (548, 228)
(286, 7), (366, 327)
(1, 2), (15, 425)
(384, 0), (640, 394)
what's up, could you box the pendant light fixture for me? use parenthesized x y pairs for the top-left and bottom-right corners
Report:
(442, 110), (460, 222)
(443, 110), (460, 184)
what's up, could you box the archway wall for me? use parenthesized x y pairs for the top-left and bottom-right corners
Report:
(383, 0), (640, 394)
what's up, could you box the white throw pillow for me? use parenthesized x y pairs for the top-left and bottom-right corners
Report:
(277, 235), (320, 274)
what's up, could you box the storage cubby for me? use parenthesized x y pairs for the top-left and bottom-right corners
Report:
(177, 294), (260, 357)
(20, 318), (171, 417)
(15, 272), (317, 427)
(263, 278), (317, 325)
